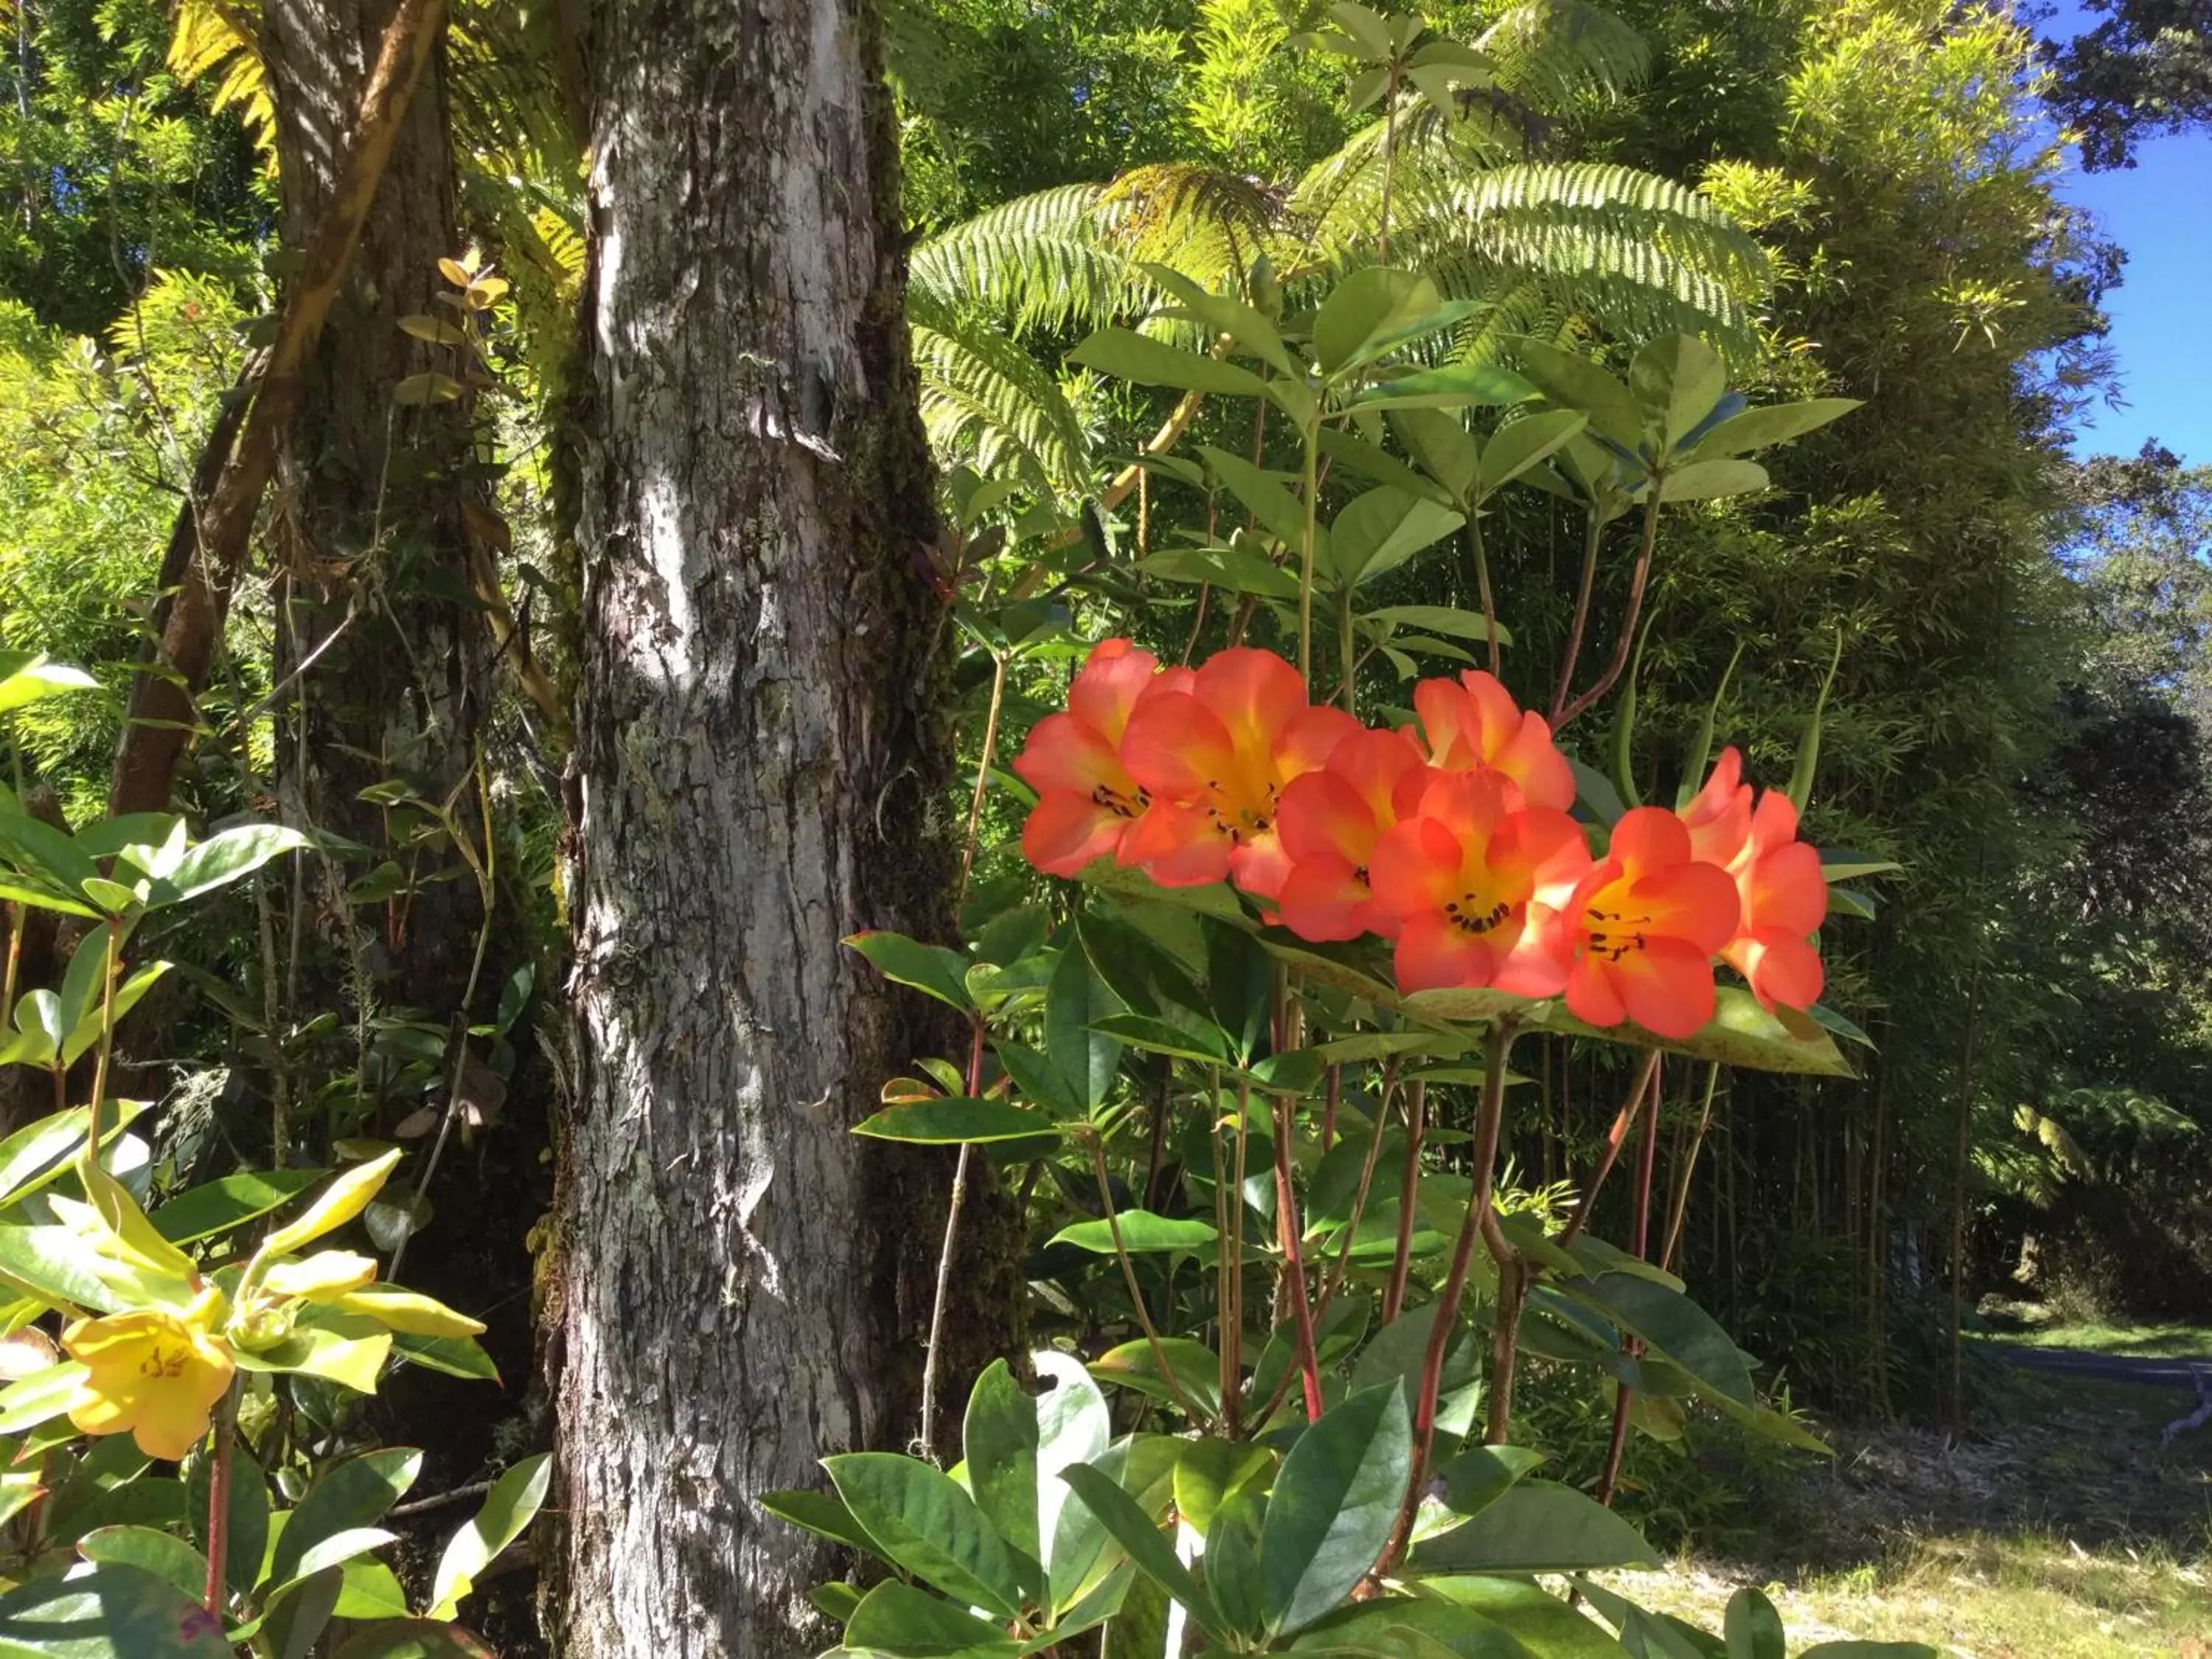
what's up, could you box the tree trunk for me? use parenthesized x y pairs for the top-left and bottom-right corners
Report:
(552, 0), (973, 1651)
(262, 0), (491, 1026)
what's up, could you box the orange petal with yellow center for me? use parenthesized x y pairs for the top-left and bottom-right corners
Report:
(1013, 712), (1125, 797)
(1276, 853), (1371, 942)
(1023, 791), (1134, 877)
(1119, 800), (1232, 887)
(1120, 692), (1237, 803)
(1394, 909), (1503, 992)
(1607, 936), (1719, 1037)
(1068, 639), (1160, 743)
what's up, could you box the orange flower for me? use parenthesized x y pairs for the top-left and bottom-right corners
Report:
(1413, 670), (1576, 812)
(1274, 727), (1430, 941)
(1013, 639), (1165, 876)
(1564, 807), (1740, 1039)
(1119, 648), (1359, 894)
(1368, 768), (1590, 994)
(1683, 749), (1827, 1010)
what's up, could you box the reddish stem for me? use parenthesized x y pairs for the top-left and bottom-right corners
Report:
(1596, 1063), (1663, 1506)
(1558, 490), (1664, 731)
(1559, 1048), (1662, 1249)
(1381, 1080), (1427, 1324)
(203, 1384), (239, 1615)
(1271, 1091), (1325, 1422)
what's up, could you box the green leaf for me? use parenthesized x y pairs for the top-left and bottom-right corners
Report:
(1390, 408), (1479, 499)
(1658, 459), (1768, 502)
(1048, 1211), (1218, 1254)
(1200, 445), (1312, 552)
(0, 1562), (232, 1655)
(1413, 1576), (1635, 1658)
(1033, 1352), (1116, 1613)
(0, 1106), (101, 1206)
(269, 1448), (421, 1590)
(389, 1331), (500, 1382)
(327, 1619), (496, 1658)
(154, 1168), (324, 1245)
(333, 1561), (411, 1621)
(1540, 987), (1851, 1077)
(0, 1225), (180, 1314)
(1047, 945), (1123, 1116)
(1091, 1338), (1222, 1420)
(1688, 398), (1860, 460)
(1142, 266), (1295, 378)
(1330, 488), (1464, 588)
(1172, 1438), (1272, 1537)
(1573, 1274), (1755, 1405)
(1352, 363), (1536, 412)
(1138, 546), (1301, 599)
(824, 1452), (1037, 1616)
(232, 1319), (392, 1394)
(1725, 1587), (1786, 1659)
(0, 656), (99, 713)
(1407, 1481), (1660, 1573)
(1818, 850), (1902, 883)
(1258, 1382), (1411, 1635)
(1479, 409), (1588, 496)
(147, 824), (310, 908)
(846, 1580), (1022, 1658)
(62, 962), (168, 1066)
(75, 1525), (211, 1602)
(1318, 428), (1451, 502)
(1433, 1445), (1546, 1522)
(1057, 1463), (1230, 1645)
(1068, 330), (1269, 397)
(1630, 336), (1728, 453)
(852, 1099), (1061, 1144)
(1087, 1013), (1228, 1066)
(1509, 341), (1644, 451)
(1313, 268), (1439, 375)
(760, 1487), (883, 1557)
(964, 1361), (1043, 1565)
(430, 1453), (550, 1618)
(846, 932), (975, 1010)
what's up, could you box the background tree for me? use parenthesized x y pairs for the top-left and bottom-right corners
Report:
(549, 0), (1002, 1652)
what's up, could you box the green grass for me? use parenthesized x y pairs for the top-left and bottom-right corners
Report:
(1997, 1318), (2212, 1361)
(1610, 1531), (2212, 1658)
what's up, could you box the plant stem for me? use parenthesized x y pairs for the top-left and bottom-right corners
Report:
(1377, 71), (1401, 263)
(1559, 1048), (1662, 1248)
(1558, 490), (1665, 731)
(1338, 582), (1359, 714)
(1481, 1217), (1528, 1443)
(1551, 507), (1606, 725)
(918, 1019), (989, 1461)
(1320, 1062), (1341, 1155)
(955, 650), (1009, 914)
(1298, 419), (1322, 691)
(1091, 1133), (1204, 1424)
(1380, 1021), (1518, 1572)
(204, 1380), (240, 1616)
(1382, 1079), (1426, 1324)
(1660, 1062), (1721, 1275)
(1270, 1091), (1324, 1421)
(1465, 514), (1501, 675)
(84, 918), (122, 1165)
(1596, 1066), (1663, 1504)
(1228, 1069), (1251, 1436)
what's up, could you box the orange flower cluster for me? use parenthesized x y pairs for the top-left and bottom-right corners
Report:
(1015, 641), (1829, 1040)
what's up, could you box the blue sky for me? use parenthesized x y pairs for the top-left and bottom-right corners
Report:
(2045, 10), (2212, 465)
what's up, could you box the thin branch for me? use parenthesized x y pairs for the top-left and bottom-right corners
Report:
(1558, 1048), (1662, 1249)
(1557, 490), (1664, 731)
(108, 0), (453, 816)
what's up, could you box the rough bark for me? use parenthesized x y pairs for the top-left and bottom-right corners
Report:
(262, 0), (492, 1011)
(552, 0), (978, 1652)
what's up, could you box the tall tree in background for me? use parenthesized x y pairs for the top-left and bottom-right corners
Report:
(552, 0), (964, 1651)
(262, 0), (491, 1020)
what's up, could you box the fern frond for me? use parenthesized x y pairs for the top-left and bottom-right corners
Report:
(1475, 0), (1651, 106)
(1097, 163), (1285, 291)
(168, 0), (275, 162)
(910, 300), (1096, 499)
(911, 184), (1138, 335)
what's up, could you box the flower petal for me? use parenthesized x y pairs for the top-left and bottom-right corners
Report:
(1068, 639), (1160, 742)
(1121, 692), (1236, 801)
(1023, 790), (1132, 877)
(1119, 801), (1231, 887)
(1278, 771), (1376, 866)
(1394, 910), (1500, 992)
(1610, 936), (1718, 1039)
(1013, 712), (1124, 796)
(1627, 858), (1742, 956)
(1276, 853), (1373, 942)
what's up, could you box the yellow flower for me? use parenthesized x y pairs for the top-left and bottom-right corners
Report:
(61, 1290), (234, 1461)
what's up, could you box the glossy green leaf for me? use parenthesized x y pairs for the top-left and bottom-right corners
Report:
(1091, 1338), (1222, 1420)
(1433, 1444), (1546, 1522)
(327, 1618), (497, 1658)
(1510, 340), (1643, 451)
(1033, 1352), (1116, 1611)
(1360, 605), (1514, 647)
(1540, 987), (1851, 1077)
(1057, 1462), (1230, 1644)
(430, 1453), (549, 1618)
(1407, 1480), (1660, 1573)
(75, 1525), (210, 1602)
(1353, 362), (1537, 412)
(964, 1361), (1043, 1565)
(1414, 1576), (1635, 1658)
(1313, 268), (1439, 374)
(1048, 1211), (1218, 1254)
(1330, 489), (1465, 587)
(333, 1561), (411, 1621)
(0, 1561), (232, 1655)
(1725, 1587), (1786, 1659)
(1201, 445), (1311, 551)
(187, 1447), (268, 1599)
(1630, 335), (1728, 452)
(1046, 944), (1122, 1116)
(1688, 398), (1860, 460)
(1390, 408), (1480, 499)
(0, 656), (98, 713)
(1479, 408), (1589, 495)
(844, 1579), (1022, 1659)
(1068, 329), (1269, 397)
(147, 824), (310, 908)
(1142, 266), (1296, 378)
(269, 1448), (421, 1590)
(1659, 459), (1768, 502)
(1258, 1382), (1411, 1634)
(846, 931), (973, 1010)
(1573, 1273), (1756, 1405)
(154, 1168), (324, 1245)
(852, 1098), (1060, 1144)
(1173, 1438), (1272, 1538)
(824, 1451), (1037, 1615)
